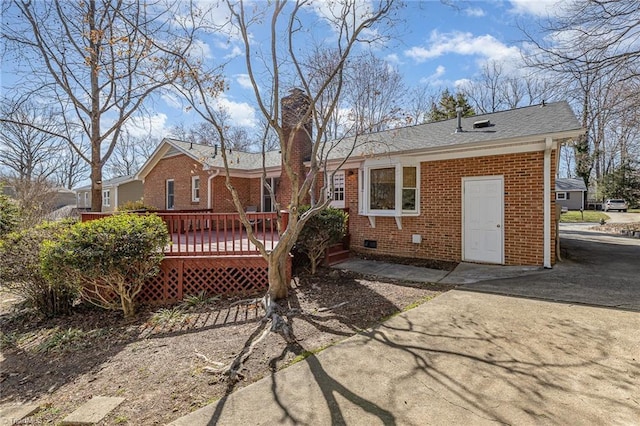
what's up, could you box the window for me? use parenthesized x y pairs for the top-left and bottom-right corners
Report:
(262, 177), (280, 212)
(556, 192), (567, 200)
(329, 171), (345, 208)
(166, 179), (175, 210)
(363, 162), (419, 215)
(102, 190), (111, 207)
(191, 176), (200, 202)
(402, 167), (417, 211)
(84, 192), (89, 207)
(370, 167), (396, 210)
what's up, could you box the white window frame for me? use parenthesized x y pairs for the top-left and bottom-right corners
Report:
(102, 190), (111, 207)
(261, 176), (279, 212)
(191, 176), (200, 202)
(84, 192), (89, 207)
(166, 179), (175, 210)
(360, 159), (419, 229)
(556, 192), (567, 200)
(329, 170), (346, 208)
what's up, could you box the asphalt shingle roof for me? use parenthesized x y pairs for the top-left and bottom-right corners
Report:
(556, 178), (587, 192)
(161, 101), (582, 172)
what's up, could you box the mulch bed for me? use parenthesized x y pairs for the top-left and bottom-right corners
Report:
(0, 267), (454, 425)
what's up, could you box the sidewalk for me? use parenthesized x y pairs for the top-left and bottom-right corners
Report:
(169, 289), (640, 425)
(333, 258), (543, 285)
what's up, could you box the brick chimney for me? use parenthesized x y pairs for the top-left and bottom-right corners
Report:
(278, 88), (312, 207)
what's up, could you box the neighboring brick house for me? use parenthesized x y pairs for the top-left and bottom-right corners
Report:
(555, 178), (587, 210)
(137, 99), (583, 268)
(75, 175), (143, 212)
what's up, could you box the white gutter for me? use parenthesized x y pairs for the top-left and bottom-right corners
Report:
(543, 137), (552, 268)
(207, 169), (220, 209)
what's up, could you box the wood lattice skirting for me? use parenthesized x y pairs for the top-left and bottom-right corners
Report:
(139, 255), (291, 305)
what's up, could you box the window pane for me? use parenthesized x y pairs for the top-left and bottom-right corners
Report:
(403, 167), (416, 187)
(370, 167), (395, 210)
(402, 189), (416, 210)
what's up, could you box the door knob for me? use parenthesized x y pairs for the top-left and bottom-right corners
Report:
(496, 224), (501, 228)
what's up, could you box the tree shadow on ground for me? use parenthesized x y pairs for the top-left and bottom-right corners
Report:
(202, 291), (640, 424)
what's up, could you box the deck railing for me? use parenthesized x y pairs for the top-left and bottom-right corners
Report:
(81, 210), (284, 256)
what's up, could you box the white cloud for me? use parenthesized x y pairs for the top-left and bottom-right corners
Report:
(418, 65), (447, 86)
(235, 74), (253, 90)
(216, 97), (257, 128)
(161, 92), (183, 109)
(404, 31), (521, 64)
(464, 7), (485, 17)
(385, 53), (402, 65)
(189, 39), (213, 60)
(224, 45), (243, 60)
(123, 113), (169, 139)
(508, 0), (560, 16)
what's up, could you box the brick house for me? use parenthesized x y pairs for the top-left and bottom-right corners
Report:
(137, 99), (583, 268)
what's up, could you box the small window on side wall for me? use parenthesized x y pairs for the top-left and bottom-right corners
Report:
(556, 192), (567, 200)
(192, 176), (200, 202)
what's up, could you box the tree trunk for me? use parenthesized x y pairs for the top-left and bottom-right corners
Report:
(266, 250), (289, 300)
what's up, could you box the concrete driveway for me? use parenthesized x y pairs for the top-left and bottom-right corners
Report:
(460, 222), (640, 311)
(171, 225), (640, 425)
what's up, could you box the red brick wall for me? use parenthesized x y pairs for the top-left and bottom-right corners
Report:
(144, 154), (258, 211)
(347, 151), (557, 266)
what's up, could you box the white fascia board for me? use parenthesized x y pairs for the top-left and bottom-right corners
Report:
(413, 138), (560, 163)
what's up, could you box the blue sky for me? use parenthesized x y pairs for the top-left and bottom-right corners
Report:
(1, 0), (559, 139)
(150, 0), (558, 138)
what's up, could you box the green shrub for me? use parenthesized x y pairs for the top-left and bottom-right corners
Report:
(118, 199), (156, 212)
(42, 213), (169, 318)
(0, 219), (78, 317)
(0, 189), (20, 237)
(296, 206), (348, 274)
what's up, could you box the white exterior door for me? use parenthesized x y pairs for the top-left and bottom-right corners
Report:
(463, 177), (503, 264)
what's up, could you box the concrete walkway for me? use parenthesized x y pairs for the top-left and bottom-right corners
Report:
(170, 290), (640, 425)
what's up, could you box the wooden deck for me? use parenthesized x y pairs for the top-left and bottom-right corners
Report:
(81, 210), (289, 304)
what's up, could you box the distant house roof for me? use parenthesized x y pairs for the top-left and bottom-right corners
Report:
(556, 178), (587, 192)
(75, 174), (140, 192)
(138, 101), (584, 179)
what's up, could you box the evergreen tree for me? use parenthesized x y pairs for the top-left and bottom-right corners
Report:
(427, 89), (475, 122)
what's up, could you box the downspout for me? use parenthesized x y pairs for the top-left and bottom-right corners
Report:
(207, 169), (220, 210)
(543, 137), (552, 269)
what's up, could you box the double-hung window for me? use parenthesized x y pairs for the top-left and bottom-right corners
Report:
(102, 190), (111, 207)
(166, 179), (175, 210)
(192, 176), (200, 202)
(262, 177), (280, 212)
(329, 171), (345, 208)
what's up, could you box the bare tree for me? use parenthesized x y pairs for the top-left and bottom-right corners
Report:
(0, 102), (63, 182)
(459, 61), (558, 114)
(523, 0), (640, 82)
(521, 0), (640, 195)
(175, 0), (396, 379)
(169, 119), (258, 152)
(106, 131), (159, 178)
(2, 0), (200, 211)
(53, 143), (90, 190)
(344, 52), (406, 133)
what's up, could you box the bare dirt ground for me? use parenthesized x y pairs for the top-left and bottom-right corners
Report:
(0, 267), (454, 425)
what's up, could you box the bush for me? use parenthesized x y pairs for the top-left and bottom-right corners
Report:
(118, 199), (156, 212)
(0, 189), (19, 237)
(296, 206), (348, 274)
(0, 219), (78, 317)
(41, 213), (169, 318)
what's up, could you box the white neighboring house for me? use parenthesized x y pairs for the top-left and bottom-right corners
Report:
(555, 178), (587, 211)
(75, 175), (143, 212)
